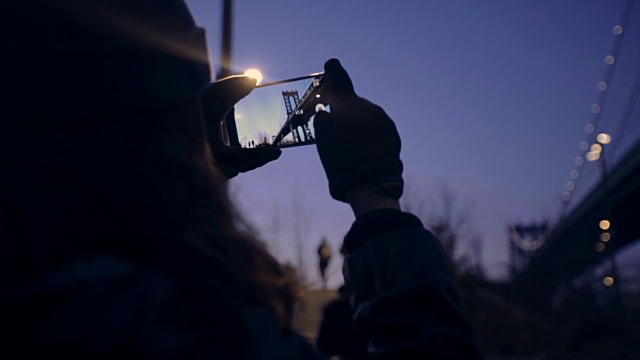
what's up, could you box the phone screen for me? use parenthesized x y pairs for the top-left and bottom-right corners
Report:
(230, 73), (330, 148)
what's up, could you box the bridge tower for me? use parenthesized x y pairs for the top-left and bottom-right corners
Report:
(282, 90), (313, 143)
(508, 222), (550, 277)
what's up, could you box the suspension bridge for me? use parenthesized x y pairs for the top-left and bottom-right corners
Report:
(508, 0), (640, 306)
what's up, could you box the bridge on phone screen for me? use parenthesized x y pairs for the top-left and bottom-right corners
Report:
(272, 76), (326, 147)
(504, 13), (640, 310)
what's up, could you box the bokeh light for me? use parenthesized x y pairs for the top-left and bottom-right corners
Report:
(586, 151), (600, 161)
(600, 232), (611, 242)
(603, 277), (614, 286)
(604, 55), (615, 65)
(597, 133), (611, 145)
(612, 25), (623, 35)
(599, 220), (610, 230)
(570, 170), (579, 179)
(595, 242), (605, 252)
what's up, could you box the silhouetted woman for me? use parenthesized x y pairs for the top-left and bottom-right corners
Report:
(2, 1), (483, 358)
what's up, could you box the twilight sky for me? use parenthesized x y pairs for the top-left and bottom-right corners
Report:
(185, 0), (640, 285)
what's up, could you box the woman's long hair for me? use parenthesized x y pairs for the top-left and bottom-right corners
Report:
(1, 0), (299, 345)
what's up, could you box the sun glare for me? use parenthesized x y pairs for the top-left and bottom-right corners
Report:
(243, 69), (263, 84)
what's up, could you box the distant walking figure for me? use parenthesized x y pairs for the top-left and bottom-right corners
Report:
(318, 238), (332, 288)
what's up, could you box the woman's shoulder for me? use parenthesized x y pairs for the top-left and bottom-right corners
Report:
(10, 256), (324, 359)
(17, 257), (219, 357)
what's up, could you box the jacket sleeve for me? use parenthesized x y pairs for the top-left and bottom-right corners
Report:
(341, 209), (484, 359)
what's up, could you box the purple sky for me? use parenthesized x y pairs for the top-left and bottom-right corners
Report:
(185, 0), (640, 285)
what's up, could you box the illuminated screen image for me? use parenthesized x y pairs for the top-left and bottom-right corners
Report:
(232, 73), (330, 148)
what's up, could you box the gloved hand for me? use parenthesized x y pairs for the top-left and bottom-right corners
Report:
(200, 76), (282, 179)
(314, 59), (403, 203)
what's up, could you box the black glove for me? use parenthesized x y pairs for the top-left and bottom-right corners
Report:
(200, 76), (282, 179)
(314, 59), (403, 202)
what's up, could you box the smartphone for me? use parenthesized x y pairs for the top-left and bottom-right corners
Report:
(227, 72), (330, 148)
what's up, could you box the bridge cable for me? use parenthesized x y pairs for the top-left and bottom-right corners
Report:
(607, 66), (640, 161)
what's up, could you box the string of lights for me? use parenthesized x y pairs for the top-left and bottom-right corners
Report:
(554, 0), (639, 293)
(556, 0), (636, 219)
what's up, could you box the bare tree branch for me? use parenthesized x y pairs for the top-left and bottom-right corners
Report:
(402, 181), (482, 276)
(291, 186), (312, 283)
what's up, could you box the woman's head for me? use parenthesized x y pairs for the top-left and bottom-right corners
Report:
(2, 0), (298, 328)
(4, 0), (211, 118)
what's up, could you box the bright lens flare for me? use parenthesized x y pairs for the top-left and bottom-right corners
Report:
(243, 69), (263, 84)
